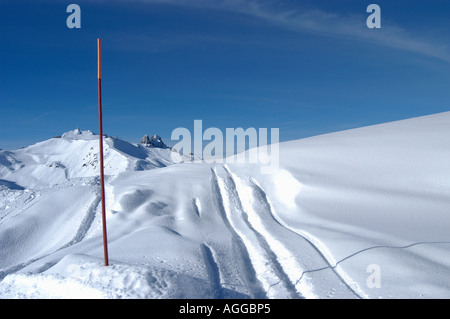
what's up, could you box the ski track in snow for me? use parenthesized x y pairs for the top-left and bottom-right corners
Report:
(212, 164), (369, 299)
(210, 168), (267, 299)
(211, 165), (304, 299)
(0, 180), (101, 280)
(59, 191), (101, 250)
(200, 243), (223, 299)
(229, 170), (450, 299)
(242, 175), (365, 298)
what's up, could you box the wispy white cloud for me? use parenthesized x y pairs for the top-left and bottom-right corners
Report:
(121, 0), (450, 63)
(104, 31), (233, 53)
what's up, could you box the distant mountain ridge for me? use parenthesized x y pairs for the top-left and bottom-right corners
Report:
(0, 129), (177, 189)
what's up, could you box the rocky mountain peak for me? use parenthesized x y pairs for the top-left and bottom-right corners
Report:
(140, 134), (168, 149)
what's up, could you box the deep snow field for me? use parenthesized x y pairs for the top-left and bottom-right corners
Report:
(1, 112), (450, 299)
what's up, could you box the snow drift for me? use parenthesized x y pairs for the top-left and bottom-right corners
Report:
(1, 112), (450, 299)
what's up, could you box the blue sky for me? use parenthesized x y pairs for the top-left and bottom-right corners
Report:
(1, 0), (449, 149)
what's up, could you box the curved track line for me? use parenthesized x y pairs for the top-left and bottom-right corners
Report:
(210, 168), (267, 298)
(213, 166), (302, 298)
(0, 185), (101, 280)
(247, 177), (365, 298)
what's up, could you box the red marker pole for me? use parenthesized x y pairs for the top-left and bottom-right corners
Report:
(98, 38), (109, 266)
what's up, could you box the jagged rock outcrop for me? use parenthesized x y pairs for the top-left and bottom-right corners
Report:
(140, 135), (150, 145)
(140, 134), (168, 149)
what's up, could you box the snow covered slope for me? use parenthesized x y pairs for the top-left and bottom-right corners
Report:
(0, 129), (176, 189)
(1, 113), (450, 299)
